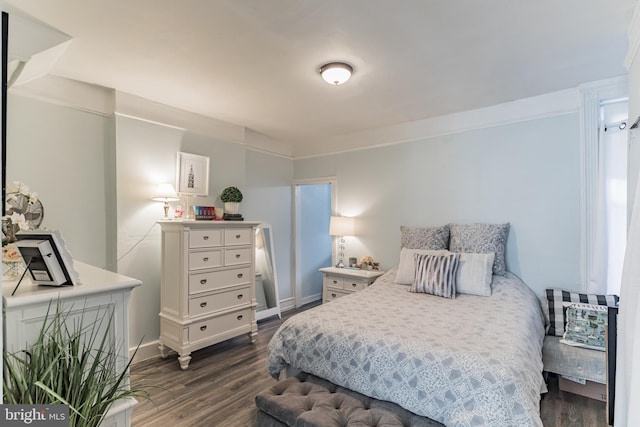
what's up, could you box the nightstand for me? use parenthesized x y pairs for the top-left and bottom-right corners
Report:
(319, 267), (385, 303)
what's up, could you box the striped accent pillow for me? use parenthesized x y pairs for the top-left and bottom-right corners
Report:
(410, 253), (460, 299)
(545, 289), (619, 337)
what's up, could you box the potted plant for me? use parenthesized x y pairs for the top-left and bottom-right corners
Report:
(3, 303), (149, 427)
(220, 186), (243, 215)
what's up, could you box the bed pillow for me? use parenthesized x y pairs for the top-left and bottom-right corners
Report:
(409, 252), (460, 299)
(395, 247), (451, 285)
(560, 303), (608, 351)
(545, 289), (619, 337)
(455, 252), (495, 296)
(449, 223), (509, 276)
(400, 225), (449, 250)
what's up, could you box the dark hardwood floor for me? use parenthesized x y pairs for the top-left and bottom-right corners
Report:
(130, 302), (607, 426)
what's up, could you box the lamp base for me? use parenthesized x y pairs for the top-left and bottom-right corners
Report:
(335, 260), (345, 268)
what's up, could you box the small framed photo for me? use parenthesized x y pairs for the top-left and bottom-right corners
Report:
(176, 152), (210, 196)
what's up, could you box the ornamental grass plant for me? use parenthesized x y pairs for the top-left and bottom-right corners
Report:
(3, 303), (149, 427)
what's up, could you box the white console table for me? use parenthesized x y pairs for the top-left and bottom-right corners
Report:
(2, 261), (141, 427)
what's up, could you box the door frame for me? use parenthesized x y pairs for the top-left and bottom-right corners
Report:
(293, 177), (337, 308)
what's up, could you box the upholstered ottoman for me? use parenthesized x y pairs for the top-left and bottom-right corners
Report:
(255, 372), (444, 427)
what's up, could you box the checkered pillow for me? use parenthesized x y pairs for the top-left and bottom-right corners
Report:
(545, 289), (619, 336)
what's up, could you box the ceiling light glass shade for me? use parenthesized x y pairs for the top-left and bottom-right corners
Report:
(329, 216), (355, 236)
(320, 62), (353, 85)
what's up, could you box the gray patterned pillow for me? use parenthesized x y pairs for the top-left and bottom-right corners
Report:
(449, 223), (509, 276)
(400, 225), (449, 250)
(409, 252), (460, 299)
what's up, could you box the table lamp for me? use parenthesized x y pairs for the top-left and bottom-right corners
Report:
(329, 216), (355, 268)
(152, 183), (179, 219)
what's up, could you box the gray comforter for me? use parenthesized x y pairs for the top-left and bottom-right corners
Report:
(266, 268), (546, 427)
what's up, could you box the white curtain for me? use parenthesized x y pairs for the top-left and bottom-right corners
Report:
(588, 105), (627, 295)
(614, 153), (640, 426)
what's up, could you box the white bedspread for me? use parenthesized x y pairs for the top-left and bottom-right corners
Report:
(266, 268), (546, 427)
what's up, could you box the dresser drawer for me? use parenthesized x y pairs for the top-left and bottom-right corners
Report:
(343, 278), (368, 291)
(189, 308), (252, 342)
(324, 276), (344, 290)
(224, 247), (252, 266)
(190, 229), (223, 248)
(189, 267), (252, 294)
(189, 249), (223, 270)
(188, 286), (250, 317)
(324, 288), (348, 302)
(224, 228), (253, 246)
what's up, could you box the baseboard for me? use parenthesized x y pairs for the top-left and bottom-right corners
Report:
(279, 297), (296, 312)
(299, 293), (321, 306)
(130, 339), (168, 365)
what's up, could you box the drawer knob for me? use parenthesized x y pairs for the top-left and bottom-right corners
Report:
(200, 279), (207, 285)
(351, 283), (357, 287)
(237, 315), (243, 320)
(237, 294), (243, 299)
(235, 254), (241, 259)
(200, 325), (207, 331)
(200, 302), (207, 308)
(203, 257), (209, 262)
(332, 280), (338, 284)
(235, 234), (241, 239)
(331, 293), (337, 298)
(237, 273), (243, 278)
(203, 236), (209, 240)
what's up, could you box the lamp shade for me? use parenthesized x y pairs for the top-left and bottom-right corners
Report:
(329, 216), (355, 236)
(152, 183), (179, 201)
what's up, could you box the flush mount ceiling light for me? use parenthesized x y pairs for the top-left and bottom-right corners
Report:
(320, 62), (353, 85)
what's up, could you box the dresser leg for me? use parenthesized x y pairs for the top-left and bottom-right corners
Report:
(248, 329), (258, 344)
(178, 353), (192, 370)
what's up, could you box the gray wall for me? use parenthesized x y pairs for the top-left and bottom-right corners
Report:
(7, 89), (584, 349)
(115, 114), (248, 348)
(294, 113), (582, 297)
(244, 149), (294, 304)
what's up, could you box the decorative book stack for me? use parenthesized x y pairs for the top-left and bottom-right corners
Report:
(193, 206), (216, 220)
(223, 213), (244, 221)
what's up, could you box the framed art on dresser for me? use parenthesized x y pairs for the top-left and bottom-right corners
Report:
(176, 152), (210, 196)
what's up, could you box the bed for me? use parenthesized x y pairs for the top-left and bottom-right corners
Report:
(266, 253), (547, 426)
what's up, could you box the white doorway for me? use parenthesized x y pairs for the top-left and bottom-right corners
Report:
(294, 178), (336, 307)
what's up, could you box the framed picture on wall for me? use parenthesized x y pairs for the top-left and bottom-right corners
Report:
(176, 152), (210, 196)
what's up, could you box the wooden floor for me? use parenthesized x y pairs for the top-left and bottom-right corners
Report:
(130, 302), (607, 427)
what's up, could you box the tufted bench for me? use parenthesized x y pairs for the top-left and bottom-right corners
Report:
(255, 372), (444, 427)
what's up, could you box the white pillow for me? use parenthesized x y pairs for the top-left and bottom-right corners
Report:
(455, 252), (495, 296)
(395, 247), (451, 285)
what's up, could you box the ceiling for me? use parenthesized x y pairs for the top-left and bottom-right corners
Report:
(4, 0), (635, 158)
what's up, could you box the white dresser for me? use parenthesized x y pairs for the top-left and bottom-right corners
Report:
(158, 220), (260, 370)
(3, 261), (141, 427)
(320, 267), (385, 303)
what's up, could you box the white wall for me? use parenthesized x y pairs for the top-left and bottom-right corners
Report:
(7, 93), (113, 267)
(294, 113), (582, 298)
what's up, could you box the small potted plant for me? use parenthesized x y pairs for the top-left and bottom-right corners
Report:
(220, 186), (243, 214)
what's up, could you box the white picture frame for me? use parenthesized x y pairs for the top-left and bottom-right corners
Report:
(176, 152), (210, 196)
